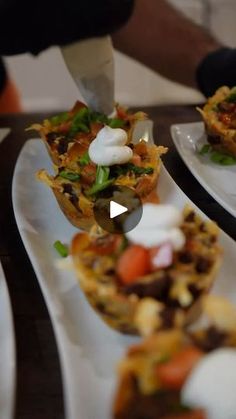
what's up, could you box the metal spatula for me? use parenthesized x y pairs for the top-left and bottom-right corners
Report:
(61, 36), (114, 115)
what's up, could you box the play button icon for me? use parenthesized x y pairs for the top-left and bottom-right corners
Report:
(110, 201), (128, 219)
(93, 185), (143, 234)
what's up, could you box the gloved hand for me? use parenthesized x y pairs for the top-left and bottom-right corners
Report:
(197, 47), (236, 97)
(0, 0), (134, 55)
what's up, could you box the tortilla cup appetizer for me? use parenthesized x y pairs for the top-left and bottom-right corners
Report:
(114, 330), (205, 419)
(28, 101), (147, 166)
(198, 86), (236, 157)
(114, 296), (236, 419)
(71, 205), (222, 335)
(37, 139), (166, 230)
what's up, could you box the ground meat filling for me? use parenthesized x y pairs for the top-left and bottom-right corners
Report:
(123, 275), (173, 301)
(46, 131), (58, 145)
(191, 326), (227, 352)
(115, 377), (190, 419)
(207, 134), (222, 145)
(62, 183), (79, 207)
(46, 132), (71, 155)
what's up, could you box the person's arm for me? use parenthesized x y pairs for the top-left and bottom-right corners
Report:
(112, 0), (221, 89)
(0, 0), (134, 55)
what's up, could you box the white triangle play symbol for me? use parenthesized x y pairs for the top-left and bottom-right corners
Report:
(110, 201), (128, 219)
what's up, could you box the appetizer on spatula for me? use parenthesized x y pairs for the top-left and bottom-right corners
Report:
(71, 204), (222, 335)
(31, 102), (166, 230)
(198, 86), (236, 161)
(114, 295), (236, 419)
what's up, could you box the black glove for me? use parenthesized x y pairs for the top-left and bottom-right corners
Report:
(0, 0), (135, 55)
(196, 47), (236, 97)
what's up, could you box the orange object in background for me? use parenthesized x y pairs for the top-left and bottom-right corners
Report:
(0, 78), (22, 113)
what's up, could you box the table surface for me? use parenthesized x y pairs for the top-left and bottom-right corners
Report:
(0, 106), (236, 419)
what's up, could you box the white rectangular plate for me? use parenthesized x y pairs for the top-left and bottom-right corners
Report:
(0, 128), (10, 145)
(0, 263), (15, 419)
(171, 121), (236, 217)
(12, 139), (236, 419)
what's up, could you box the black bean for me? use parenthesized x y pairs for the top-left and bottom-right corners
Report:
(178, 251), (193, 264)
(195, 257), (212, 274)
(184, 211), (195, 222)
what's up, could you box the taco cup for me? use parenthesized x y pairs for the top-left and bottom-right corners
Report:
(114, 295), (236, 419)
(71, 205), (222, 335)
(37, 131), (166, 230)
(198, 86), (236, 157)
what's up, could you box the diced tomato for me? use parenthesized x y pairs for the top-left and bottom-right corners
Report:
(156, 346), (203, 390)
(57, 121), (72, 133)
(116, 244), (150, 284)
(164, 410), (206, 419)
(116, 106), (128, 120)
(90, 122), (104, 137)
(81, 163), (97, 185)
(149, 243), (173, 270)
(69, 101), (87, 115)
(218, 112), (233, 126)
(130, 153), (142, 166)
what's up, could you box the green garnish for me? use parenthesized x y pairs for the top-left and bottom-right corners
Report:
(69, 108), (90, 136)
(59, 171), (81, 181)
(108, 118), (125, 128)
(50, 112), (69, 126)
(226, 87), (236, 103)
(210, 151), (236, 165)
(86, 179), (114, 196)
(96, 166), (110, 184)
(53, 240), (68, 257)
(198, 144), (236, 165)
(199, 144), (211, 155)
(86, 165), (114, 195)
(79, 151), (90, 166)
(112, 163), (154, 176)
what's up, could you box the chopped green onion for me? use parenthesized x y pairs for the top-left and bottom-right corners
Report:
(112, 163), (154, 176)
(53, 240), (68, 257)
(79, 151), (90, 166)
(199, 144), (212, 155)
(69, 109), (90, 136)
(50, 112), (69, 126)
(86, 179), (114, 196)
(59, 171), (81, 181)
(210, 151), (236, 165)
(90, 111), (109, 124)
(108, 118), (125, 128)
(96, 165), (110, 185)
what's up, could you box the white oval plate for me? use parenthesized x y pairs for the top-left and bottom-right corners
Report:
(171, 121), (236, 218)
(12, 139), (236, 419)
(0, 263), (16, 419)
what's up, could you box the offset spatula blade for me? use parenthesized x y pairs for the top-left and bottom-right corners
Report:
(61, 36), (114, 115)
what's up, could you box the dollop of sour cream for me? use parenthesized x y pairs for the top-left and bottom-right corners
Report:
(182, 349), (236, 419)
(126, 203), (185, 250)
(88, 125), (133, 166)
